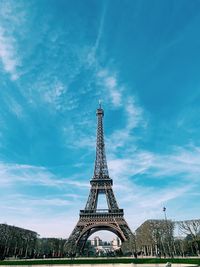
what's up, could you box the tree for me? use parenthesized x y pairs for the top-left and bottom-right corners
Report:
(135, 220), (175, 257)
(36, 238), (66, 258)
(121, 235), (136, 256)
(0, 224), (38, 259)
(177, 220), (200, 256)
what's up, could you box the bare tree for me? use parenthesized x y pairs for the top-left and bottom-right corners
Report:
(0, 224), (38, 259)
(121, 234), (136, 256)
(177, 220), (200, 256)
(135, 219), (174, 257)
(36, 238), (66, 258)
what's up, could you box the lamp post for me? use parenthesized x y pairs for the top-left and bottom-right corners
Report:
(163, 206), (173, 258)
(163, 207), (167, 221)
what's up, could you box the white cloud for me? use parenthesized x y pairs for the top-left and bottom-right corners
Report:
(29, 78), (79, 112)
(1, 144), (199, 236)
(109, 88), (122, 107)
(9, 214), (78, 238)
(3, 95), (24, 118)
(109, 145), (200, 183)
(0, 26), (20, 80)
(104, 75), (122, 107)
(93, 67), (146, 153)
(107, 97), (145, 154)
(0, 162), (90, 189)
(43, 80), (67, 109)
(0, 162), (88, 237)
(0, 162), (52, 187)
(111, 175), (193, 231)
(105, 76), (117, 88)
(138, 185), (192, 209)
(97, 69), (123, 107)
(106, 144), (200, 230)
(148, 145), (200, 180)
(0, 197), (78, 237)
(0, 1), (28, 80)
(108, 151), (153, 178)
(125, 97), (144, 129)
(1, 194), (72, 209)
(66, 180), (89, 188)
(87, 4), (106, 67)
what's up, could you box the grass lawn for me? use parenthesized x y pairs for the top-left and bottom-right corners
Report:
(0, 258), (200, 265)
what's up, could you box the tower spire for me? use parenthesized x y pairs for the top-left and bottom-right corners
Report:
(98, 99), (102, 109)
(93, 104), (109, 179)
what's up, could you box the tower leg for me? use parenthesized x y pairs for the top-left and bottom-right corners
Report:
(65, 216), (134, 256)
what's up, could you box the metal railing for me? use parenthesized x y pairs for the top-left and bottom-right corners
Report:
(80, 209), (124, 215)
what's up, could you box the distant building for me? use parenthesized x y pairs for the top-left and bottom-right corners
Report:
(91, 236), (102, 247)
(111, 237), (121, 250)
(90, 236), (121, 255)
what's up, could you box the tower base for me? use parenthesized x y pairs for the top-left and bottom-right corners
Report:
(65, 209), (134, 256)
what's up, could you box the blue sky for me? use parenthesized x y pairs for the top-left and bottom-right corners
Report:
(0, 0), (200, 238)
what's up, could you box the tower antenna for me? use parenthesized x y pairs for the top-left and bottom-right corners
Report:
(98, 99), (102, 109)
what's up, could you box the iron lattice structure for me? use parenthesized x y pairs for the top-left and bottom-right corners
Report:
(65, 105), (134, 255)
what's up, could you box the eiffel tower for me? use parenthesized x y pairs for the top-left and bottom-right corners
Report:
(65, 104), (134, 255)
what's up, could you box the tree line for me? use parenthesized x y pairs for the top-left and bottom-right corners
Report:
(0, 224), (66, 260)
(0, 220), (199, 259)
(122, 219), (200, 257)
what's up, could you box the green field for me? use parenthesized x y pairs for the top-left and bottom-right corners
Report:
(0, 258), (200, 265)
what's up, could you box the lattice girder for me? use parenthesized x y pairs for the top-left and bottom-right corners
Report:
(93, 107), (109, 179)
(65, 106), (134, 256)
(65, 213), (134, 255)
(85, 179), (119, 211)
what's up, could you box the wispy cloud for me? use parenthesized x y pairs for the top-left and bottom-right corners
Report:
(0, 194), (78, 237)
(138, 185), (192, 209)
(87, 3), (107, 66)
(0, 162), (55, 187)
(1, 194), (73, 209)
(66, 180), (89, 188)
(0, 162), (90, 189)
(109, 145), (200, 182)
(0, 1), (27, 80)
(110, 174), (193, 231)
(147, 145), (200, 180)
(97, 69), (123, 107)
(125, 97), (145, 129)
(3, 94), (24, 118)
(107, 96), (145, 154)
(108, 151), (153, 178)
(42, 80), (69, 111)
(0, 26), (20, 80)
(107, 144), (200, 228)
(1, 128), (199, 236)
(0, 162), (88, 236)
(11, 214), (78, 238)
